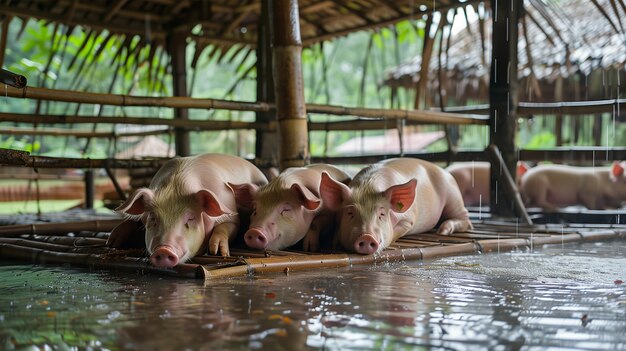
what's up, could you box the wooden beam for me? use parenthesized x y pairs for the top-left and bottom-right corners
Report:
(489, 0), (522, 217)
(311, 150), (488, 165)
(104, 0), (130, 22)
(300, 0), (483, 46)
(0, 4), (167, 39)
(519, 147), (626, 164)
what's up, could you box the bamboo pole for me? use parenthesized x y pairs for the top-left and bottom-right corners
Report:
(0, 243), (199, 278)
(0, 148), (169, 169)
(0, 126), (171, 138)
(307, 104), (488, 125)
(487, 144), (532, 224)
(0, 112), (273, 131)
(311, 150), (488, 165)
(5, 85), (273, 111)
(0, 68), (27, 88)
(518, 99), (626, 116)
(167, 29), (191, 156)
(271, 0), (308, 169)
(0, 219), (123, 237)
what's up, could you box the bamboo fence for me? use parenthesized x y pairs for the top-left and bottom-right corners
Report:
(0, 218), (623, 280)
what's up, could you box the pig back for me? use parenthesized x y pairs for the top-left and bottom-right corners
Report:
(352, 158), (465, 230)
(151, 153), (267, 202)
(276, 164), (351, 197)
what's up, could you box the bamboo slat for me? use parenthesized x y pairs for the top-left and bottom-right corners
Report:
(0, 219), (624, 280)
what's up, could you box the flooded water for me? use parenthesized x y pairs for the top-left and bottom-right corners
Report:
(1, 240), (626, 350)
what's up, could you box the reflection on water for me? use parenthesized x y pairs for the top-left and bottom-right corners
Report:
(1, 240), (625, 350)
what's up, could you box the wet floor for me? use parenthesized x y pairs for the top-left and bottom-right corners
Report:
(1, 240), (625, 350)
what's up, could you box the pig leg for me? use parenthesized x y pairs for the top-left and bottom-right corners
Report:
(107, 219), (146, 249)
(437, 218), (473, 235)
(302, 214), (333, 252)
(208, 222), (238, 256)
(530, 190), (559, 212)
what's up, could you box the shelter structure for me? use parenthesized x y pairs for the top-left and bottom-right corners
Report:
(0, 0), (625, 279)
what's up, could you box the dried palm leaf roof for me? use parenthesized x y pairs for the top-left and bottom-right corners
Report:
(0, 0), (482, 49)
(384, 0), (626, 103)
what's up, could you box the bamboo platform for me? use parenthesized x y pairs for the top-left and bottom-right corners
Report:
(0, 215), (624, 280)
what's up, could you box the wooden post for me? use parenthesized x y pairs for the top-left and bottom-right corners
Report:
(167, 30), (190, 156)
(489, 0), (522, 217)
(270, 0), (309, 169)
(255, 0), (278, 166)
(84, 170), (94, 209)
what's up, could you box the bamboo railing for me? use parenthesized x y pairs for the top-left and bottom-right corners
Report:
(3, 85), (486, 125)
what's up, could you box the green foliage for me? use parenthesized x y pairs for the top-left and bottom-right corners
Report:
(522, 131), (556, 149)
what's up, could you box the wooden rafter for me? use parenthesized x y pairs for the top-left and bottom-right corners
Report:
(104, 0), (130, 22)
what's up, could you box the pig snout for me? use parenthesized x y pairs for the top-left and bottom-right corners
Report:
(354, 234), (379, 254)
(150, 246), (180, 267)
(244, 228), (269, 249)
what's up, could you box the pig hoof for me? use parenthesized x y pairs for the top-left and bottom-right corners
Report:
(150, 246), (179, 267)
(244, 228), (268, 249)
(354, 234), (379, 255)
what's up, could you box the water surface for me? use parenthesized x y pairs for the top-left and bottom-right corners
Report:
(1, 240), (625, 350)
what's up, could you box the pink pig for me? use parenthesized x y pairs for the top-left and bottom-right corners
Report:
(230, 164), (351, 251)
(519, 161), (626, 211)
(446, 162), (491, 206)
(320, 158), (472, 255)
(446, 161), (530, 206)
(112, 153), (268, 267)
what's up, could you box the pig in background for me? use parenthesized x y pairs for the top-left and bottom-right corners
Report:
(109, 153), (268, 267)
(519, 161), (626, 211)
(320, 158), (472, 255)
(230, 164), (351, 251)
(446, 161), (530, 207)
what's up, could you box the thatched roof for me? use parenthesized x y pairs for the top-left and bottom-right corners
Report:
(0, 1), (481, 58)
(384, 0), (626, 103)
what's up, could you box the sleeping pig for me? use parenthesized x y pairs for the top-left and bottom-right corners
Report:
(519, 161), (626, 211)
(110, 153), (268, 267)
(230, 164), (351, 251)
(320, 158), (472, 255)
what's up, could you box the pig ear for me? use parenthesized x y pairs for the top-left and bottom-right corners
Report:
(227, 183), (259, 210)
(115, 188), (154, 216)
(196, 189), (234, 217)
(384, 178), (417, 213)
(611, 161), (625, 182)
(290, 183), (321, 210)
(319, 172), (351, 210)
(516, 161), (530, 179)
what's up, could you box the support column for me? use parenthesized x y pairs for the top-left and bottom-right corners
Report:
(255, 0), (278, 166)
(270, 0), (309, 169)
(167, 30), (191, 156)
(489, 0), (523, 216)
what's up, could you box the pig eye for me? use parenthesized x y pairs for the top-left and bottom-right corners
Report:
(280, 208), (291, 217)
(378, 208), (386, 221)
(345, 208), (354, 219)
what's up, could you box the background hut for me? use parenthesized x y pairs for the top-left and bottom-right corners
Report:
(384, 0), (626, 146)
